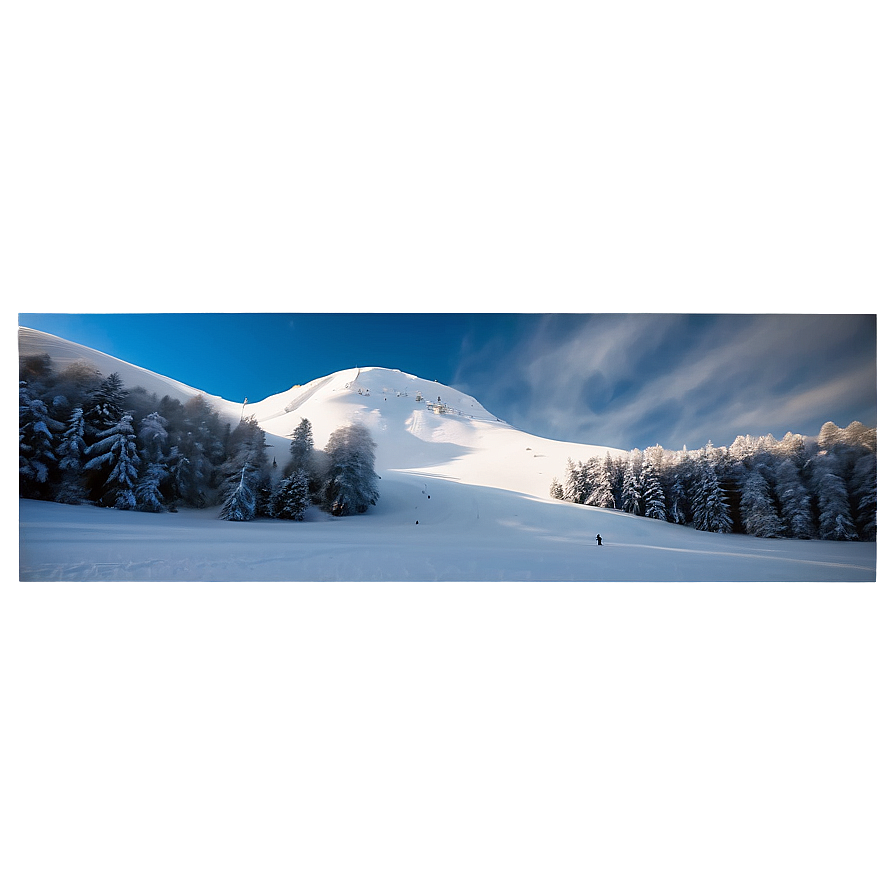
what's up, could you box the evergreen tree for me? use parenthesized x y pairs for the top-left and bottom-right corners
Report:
(84, 413), (140, 509)
(135, 463), (168, 513)
(621, 451), (642, 515)
(584, 454), (615, 508)
(132, 412), (170, 512)
(84, 372), (127, 435)
(774, 432), (806, 462)
(816, 472), (858, 540)
(691, 449), (733, 533)
(287, 418), (314, 473)
(609, 454), (627, 508)
(270, 469), (310, 520)
(57, 407), (87, 469)
(183, 395), (227, 470)
(19, 384), (61, 498)
(56, 406), (89, 504)
(123, 386), (160, 425)
(641, 456), (666, 521)
(157, 395), (187, 435)
(817, 421), (842, 450)
(138, 412), (169, 464)
(739, 465), (784, 538)
(255, 464), (275, 518)
(774, 458), (815, 539)
(322, 423), (379, 515)
(563, 458), (588, 504)
(222, 417), (269, 479)
(167, 447), (195, 506)
(215, 416), (270, 518)
(850, 452), (876, 541)
(549, 477), (564, 500)
(172, 427), (213, 507)
(667, 469), (690, 525)
(219, 463), (258, 521)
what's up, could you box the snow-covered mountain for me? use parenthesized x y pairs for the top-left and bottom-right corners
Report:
(18, 326), (623, 500)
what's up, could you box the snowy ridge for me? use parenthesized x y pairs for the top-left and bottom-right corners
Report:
(18, 326), (243, 416)
(19, 327), (623, 500)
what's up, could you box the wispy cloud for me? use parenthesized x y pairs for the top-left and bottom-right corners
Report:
(453, 314), (876, 449)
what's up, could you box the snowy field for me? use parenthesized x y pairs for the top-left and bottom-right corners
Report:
(20, 478), (875, 582)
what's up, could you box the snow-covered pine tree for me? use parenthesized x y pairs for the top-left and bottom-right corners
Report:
(135, 412), (171, 512)
(270, 469), (310, 520)
(549, 477), (564, 500)
(640, 455), (666, 521)
(83, 413), (140, 509)
(58, 407), (87, 469)
(189, 398), (227, 483)
(584, 454), (615, 508)
(167, 447), (193, 505)
(773, 458), (814, 539)
(138, 412), (169, 464)
(563, 458), (588, 504)
(816, 471), (858, 540)
(739, 465), (784, 538)
(691, 448), (732, 533)
(171, 428), (211, 507)
(621, 451), (642, 515)
(222, 417), (269, 477)
(255, 463), (275, 518)
(667, 470), (689, 525)
(219, 463), (257, 521)
(84, 372), (127, 436)
(850, 452), (876, 541)
(19, 383), (61, 498)
(729, 434), (759, 464)
(322, 423), (379, 515)
(135, 463), (168, 512)
(774, 431), (807, 462)
(56, 406), (88, 504)
(286, 418), (314, 474)
(839, 421), (873, 451)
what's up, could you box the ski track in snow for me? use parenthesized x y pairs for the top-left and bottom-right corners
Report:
(606, 542), (875, 572)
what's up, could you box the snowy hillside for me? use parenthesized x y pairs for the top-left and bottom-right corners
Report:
(18, 327), (877, 581)
(19, 326), (623, 499)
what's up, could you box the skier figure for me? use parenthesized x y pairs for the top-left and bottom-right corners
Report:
(596, 534), (602, 546)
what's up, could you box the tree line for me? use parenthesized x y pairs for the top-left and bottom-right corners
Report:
(19, 353), (379, 521)
(550, 423), (876, 541)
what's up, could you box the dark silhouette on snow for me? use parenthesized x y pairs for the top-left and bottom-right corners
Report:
(596, 534), (602, 545)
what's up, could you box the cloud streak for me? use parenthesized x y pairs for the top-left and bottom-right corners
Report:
(453, 314), (876, 450)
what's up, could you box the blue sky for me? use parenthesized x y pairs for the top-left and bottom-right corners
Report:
(19, 312), (876, 451)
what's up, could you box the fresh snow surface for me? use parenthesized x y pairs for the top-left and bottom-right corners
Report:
(20, 497), (876, 582)
(18, 328), (877, 582)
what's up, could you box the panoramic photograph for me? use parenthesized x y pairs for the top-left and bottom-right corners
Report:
(8, 5), (890, 894)
(19, 312), (876, 582)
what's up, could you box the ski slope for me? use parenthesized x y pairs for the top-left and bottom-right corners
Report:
(19, 495), (876, 582)
(17, 328), (877, 582)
